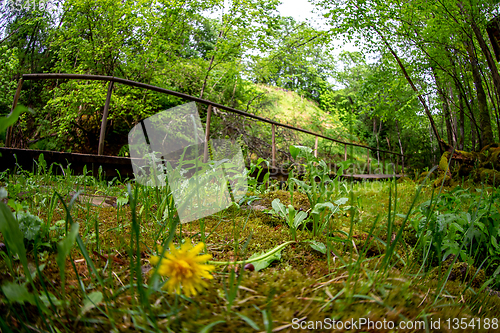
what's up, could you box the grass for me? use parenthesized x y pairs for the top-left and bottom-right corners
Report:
(1, 158), (500, 332)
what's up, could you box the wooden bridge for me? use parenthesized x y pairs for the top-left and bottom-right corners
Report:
(1, 74), (406, 179)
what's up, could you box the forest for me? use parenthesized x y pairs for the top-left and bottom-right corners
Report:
(1, 0), (498, 168)
(1, 0), (500, 332)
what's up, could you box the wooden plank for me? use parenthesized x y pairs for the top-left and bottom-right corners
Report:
(98, 81), (114, 155)
(0, 147), (132, 180)
(203, 105), (213, 163)
(5, 78), (24, 147)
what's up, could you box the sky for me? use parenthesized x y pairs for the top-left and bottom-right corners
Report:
(277, 0), (359, 55)
(277, 0), (319, 23)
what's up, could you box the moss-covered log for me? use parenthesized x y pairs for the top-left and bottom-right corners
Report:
(433, 144), (500, 186)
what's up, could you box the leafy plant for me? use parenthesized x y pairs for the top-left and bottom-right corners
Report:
(289, 145), (348, 235)
(16, 210), (45, 242)
(247, 158), (270, 193)
(271, 198), (308, 241)
(409, 185), (500, 286)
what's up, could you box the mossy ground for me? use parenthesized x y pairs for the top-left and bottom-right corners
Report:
(1, 178), (500, 332)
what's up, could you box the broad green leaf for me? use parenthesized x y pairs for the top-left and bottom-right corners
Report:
(334, 197), (348, 206)
(293, 211), (308, 229)
(291, 178), (311, 191)
(1, 282), (35, 305)
(81, 291), (103, 315)
(248, 249), (282, 272)
(0, 105), (29, 134)
(40, 292), (63, 308)
(289, 145), (300, 159)
(491, 236), (499, 250)
(56, 222), (79, 284)
(290, 145), (312, 159)
(308, 240), (327, 254)
(311, 202), (336, 215)
(0, 202), (28, 269)
(271, 199), (287, 219)
(287, 204), (296, 228)
(116, 196), (129, 207)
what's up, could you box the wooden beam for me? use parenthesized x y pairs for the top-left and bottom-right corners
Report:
(344, 143), (347, 161)
(5, 78), (24, 147)
(203, 105), (213, 163)
(98, 81), (114, 155)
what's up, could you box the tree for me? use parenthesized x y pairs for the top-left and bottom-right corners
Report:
(250, 17), (334, 102)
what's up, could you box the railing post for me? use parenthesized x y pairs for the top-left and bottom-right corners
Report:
(367, 148), (370, 174)
(383, 152), (386, 174)
(272, 123), (276, 168)
(203, 105), (213, 163)
(5, 78), (24, 147)
(402, 154), (405, 175)
(344, 143), (347, 161)
(314, 136), (318, 158)
(98, 81), (114, 156)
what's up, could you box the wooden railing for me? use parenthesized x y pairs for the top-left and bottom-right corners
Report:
(5, 73), (407, 174)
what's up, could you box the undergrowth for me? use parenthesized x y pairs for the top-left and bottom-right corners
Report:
(0, 150), (499, 332)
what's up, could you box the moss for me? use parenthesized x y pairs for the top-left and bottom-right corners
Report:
(427, 261), (486, 289)
(438, 151), (451, 173)
(454, 149), (477, 160)
(6, 183), (500, 331)
(433, 174), (452, 187)
(397, 176), (413, 183)
(477, 168), (500, 185)
(260, 190), (310, 210)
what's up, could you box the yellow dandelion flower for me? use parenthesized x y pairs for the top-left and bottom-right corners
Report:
(149, 240), (214, 297)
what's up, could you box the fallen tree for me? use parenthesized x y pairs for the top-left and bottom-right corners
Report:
(424, 144), (500, 186)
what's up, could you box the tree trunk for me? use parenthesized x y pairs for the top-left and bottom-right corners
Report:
(471, 119), (477, 150)
(466, 5), (500, 109)
(465, 38), (494, 147)
(200, 30), (224, 99)
(374, 28), (449, 153)
(458, 84), (465, 150)
(434, 70), (455, 146)
(395, 120), (405, 173)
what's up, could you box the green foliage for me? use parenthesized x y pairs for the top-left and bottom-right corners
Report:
(0, 46), (20, 115)
(270, 198), (307, 241)
(289, 145), (348, 235)
(250, 17), (334, 102)
(409, 185), (500, 286)
(16, 210), (44, 241)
